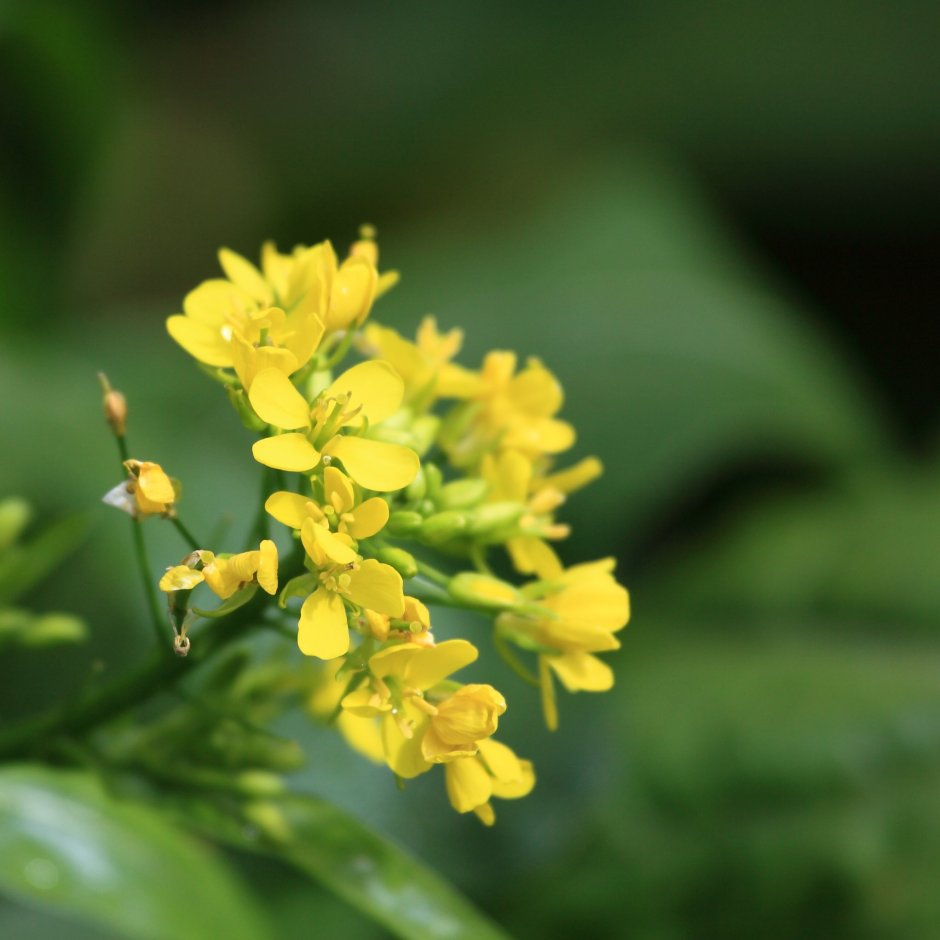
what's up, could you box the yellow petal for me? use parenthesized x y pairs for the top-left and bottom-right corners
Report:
(444, 757), (492, 813)
(166, 315), (232, 368)
(323, 360), (404, 427)
(218, 247), (273, 305)
(265, 491), (312, 529)
(504, 418), (576, 455)
(323, 465), (355, 514)
(298, 586), (349, 659)
(252, 434), (320, 472)
(370, 638), (477, 691)
(380, 707), (431, 779)
(343, 559), (404, 617)
(137, 463), (175, 504)
(508, 360), (564, 417)
(375, 269), (399, 299)
(337, 712), (385, 764)
(328, 256), (377, 329)
(539, 456), (604, 495)
(550, 578), (630, 634)
(507, 537), (563, 580)
(490, 757), (536, 800)
(159, 566), (205, 592)
(248, 368), (311, 430)
(257, 539), (278, 595)
(346, 497), (389, 539)
(231, 335), (298, 390)
(324, 436), (419, 492)
(549, 651), (614, 692)
(489, 450), (531, 502)
(476, 738), (522, 783)
(280, 312), (325, 369)
(301, 518), (359, 566)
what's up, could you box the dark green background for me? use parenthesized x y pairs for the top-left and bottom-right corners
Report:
(2, 2), (940, 936)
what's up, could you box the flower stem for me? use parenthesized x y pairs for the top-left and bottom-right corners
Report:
(170, 516), (201, 551)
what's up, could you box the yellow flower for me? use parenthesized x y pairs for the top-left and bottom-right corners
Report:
(103, 459), (177, 518)
(158, 540), (278, 599)
(360, 316), (480, 402)
(361, 595), (432, 643)
(295, 519), (404, 659)
(497, 557), (629, 730)
(444, 351), (576, 466)
(248, 361), (419, 491)
(420, 684), (506, 763)
(166, 272), (324, 385)
(444, 738), (535, 826)
(265, 466), (389, 540)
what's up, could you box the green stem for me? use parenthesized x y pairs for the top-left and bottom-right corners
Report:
(170, 516), (202, 551)
(320, 328), (357, 370)
(493, 633), (541, 687)
(132, 517), (169, 646)
(413, 559), (451, 588)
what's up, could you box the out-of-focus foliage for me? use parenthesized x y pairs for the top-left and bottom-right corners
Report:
(2, 1), (939, 938)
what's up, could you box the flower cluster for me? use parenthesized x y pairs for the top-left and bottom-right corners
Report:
(111, 228), (629, 824)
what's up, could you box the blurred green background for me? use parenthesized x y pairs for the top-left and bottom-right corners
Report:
(2, 1), (940, 936)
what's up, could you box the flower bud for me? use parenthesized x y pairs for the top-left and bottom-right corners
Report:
(437, 478), (489, 510)
(465, 502), (525, 537)
(449, 572), (521, 611)
(404, 468), (427, 503)
(98, 372), (127, 436)
(386, 510), (424, 536)
(242, 800), (292, 844)
(420, 510), (467, 543)
(376, 546), (418, 579)
(423, 462), (443, 500)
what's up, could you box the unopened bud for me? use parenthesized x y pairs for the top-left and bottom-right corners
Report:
(423, 462), (443, 500)
(437, 478), (489, 510)
(404, 468), (427, 503)
(242, 800), (292, 844)
(386, 511), (423, 536)
(376, 546), (418, 579)
(466, 502), (525, 537)
(98, 373), (128, 436)
(449, 572), (521, 611)
(420, 510), (467, 543)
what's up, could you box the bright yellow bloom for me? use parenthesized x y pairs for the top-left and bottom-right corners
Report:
(295, 519), (404, 659)
(248, 361), (419, 491)
(104, 459), (177, 518)
(444, 738), (535, 826)
(444, 351), (576, 466)
(158, 540), (278, 599)
(420, 684), (506, 763)
(265, 466), (389, 540)
(360, 316), (480, 402)
(497, 557), (629, 730)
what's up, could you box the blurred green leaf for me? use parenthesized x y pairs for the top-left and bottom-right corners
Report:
(0, 765), (270, 940)
(0, 513), (88, 606)
(190, 793), (508, 940)
(382, 159), (889, 549)
(646, 463), (940, 627)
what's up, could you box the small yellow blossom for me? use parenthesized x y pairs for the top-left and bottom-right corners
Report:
(444, 738), (535, 825)
(158, 540), (279, 599)
(265, 466), (389, 540)
(295, 519), (404, 659)
(497, 557), (629, 730)
(360, 316), (481, 402)
(103, 459), (177, 518)
(248, 361), (419, 491)
(443, 351), (576, 466)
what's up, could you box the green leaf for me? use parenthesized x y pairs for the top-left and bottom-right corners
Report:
(0, 514), (88, 606)
(190, 793), (509, 940)
(647, 463), (940, 628)
(381, 159), (889, 550)
(0, 765), (270, 940)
